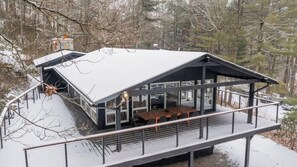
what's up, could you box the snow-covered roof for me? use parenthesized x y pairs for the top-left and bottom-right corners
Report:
(54, 48), (207, 104)
(53, 48), (277, 105)
(33, 50), (85, 67)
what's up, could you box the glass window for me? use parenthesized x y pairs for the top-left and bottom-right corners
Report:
(150, 83), (165, 109)
(196, 79), (213, 110)
(166, 82), (179, 108)
(106, 113), (116, 124)
(132, 85), (148, 120)
(121, 111), (128, 121)
(105, 98), (129, 125)
(90, 108), (97, 123)
(181, 81), (194, 107)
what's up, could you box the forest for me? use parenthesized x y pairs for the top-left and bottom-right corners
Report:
(0, 0), (297, 98)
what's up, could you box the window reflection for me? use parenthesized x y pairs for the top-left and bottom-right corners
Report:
(181, 81), (194, 107)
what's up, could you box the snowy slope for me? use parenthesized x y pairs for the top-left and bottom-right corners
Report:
(217, 135), (297, 167)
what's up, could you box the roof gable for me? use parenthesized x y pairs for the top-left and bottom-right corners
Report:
(33, 50), (85, 68)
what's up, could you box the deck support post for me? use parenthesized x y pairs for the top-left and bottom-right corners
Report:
(188, 151), (194, 167)
(213, 75), (217, 111)
(194, 81), (198, 109)
(115, 96), (122, 152)
(199, 65), (206, 139)
(244, 135), (253, 167)
(247, 83), (255, 123)
(0, 126), (3, 148)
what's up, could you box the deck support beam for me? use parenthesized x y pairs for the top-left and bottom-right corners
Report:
(188, 151), (194, 167)
(247, 83), (255, 123)
(244, 135), (253, 167)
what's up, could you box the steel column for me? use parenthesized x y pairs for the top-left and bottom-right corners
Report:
(206, 118), (209, 140)
(17, 100), (20, 114)
(8, 108), (10, 125)
(213, 75), (217, 111)
(25, 150), (29, 167)
(199, 66), (206, 139)
(194, 80), (198, 109)
(176, 123), (179, 147)
(115, 96), (122, 152)
(244, 136), (253, 167)
(102, 137), (105, 164)
(221, 91), (223, 106)
(26, 93), (28, 109)
(142, 130), (145, 155)
(276, 104), (279, 123)
(64, 143), (68, 167)
(33, 89), (35, 103)
(247, 83), (255, 123)
(232, 112), (235, 134)
(188, 151), (194, 167)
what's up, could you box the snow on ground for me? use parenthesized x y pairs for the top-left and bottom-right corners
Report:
(217, 135), (297, 167)
(0, 94), (79, 167)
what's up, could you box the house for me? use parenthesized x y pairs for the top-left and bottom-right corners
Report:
(34, 48), (277, 130)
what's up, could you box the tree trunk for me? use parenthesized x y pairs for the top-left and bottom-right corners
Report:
(283, 56), (290, 84)
(289, 57), (296, 96)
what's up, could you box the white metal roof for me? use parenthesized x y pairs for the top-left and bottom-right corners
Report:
(33, 50), (84, 67)
(54, 48), (207, 104)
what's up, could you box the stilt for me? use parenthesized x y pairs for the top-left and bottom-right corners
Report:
(244, 135), (253, 167)
(188, 151), (194, 167)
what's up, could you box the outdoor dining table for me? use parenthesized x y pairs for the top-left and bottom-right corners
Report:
(136, 106), (197, 124)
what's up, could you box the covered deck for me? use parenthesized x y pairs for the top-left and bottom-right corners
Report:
(24, 100), (280, 167)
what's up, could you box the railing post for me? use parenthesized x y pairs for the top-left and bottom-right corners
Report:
(239, 95), (241, 109)
(102, 137), (105, 164)
(232, 112), (235, 134)
(142, 130), (145, 155)
(276, 104), (279, 123)
(32, 89), (35, 103)
(255, 99), (259, 128)
(64, 143), (68, 167)
(25, 149), (29, 167)
(8, 108), (11, 125)
(3, 117), (6, 135)
(206, 117), (209, 140)
(26, 93), (28, 109)
(176, 123), (179, 147)
(220, 91), (223, 106)
(17, 100), (20, 114)
(0, 126), (3, 148)
(38, 87), (41, 99)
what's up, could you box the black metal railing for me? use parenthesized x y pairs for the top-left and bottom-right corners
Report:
(0, 83), (41, 149)
(23, 100), (280, 167)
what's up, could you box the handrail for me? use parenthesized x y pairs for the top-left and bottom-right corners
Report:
(0, 83), (42, 127)
(24, 101), (279, 151)
(217, 89), (276, 103)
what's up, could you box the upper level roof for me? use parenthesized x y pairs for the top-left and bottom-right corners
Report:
(33, 50), (85, 68)
(53, 48), (277, 105)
